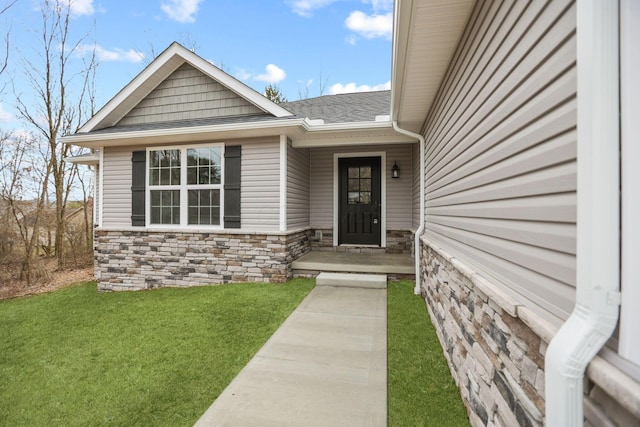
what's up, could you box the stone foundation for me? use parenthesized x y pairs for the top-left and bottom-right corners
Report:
(420, 236), (640, 426)
(310, 228), (413, 254)
(421, 238), (547, 427)
(94, 228), (312, 291)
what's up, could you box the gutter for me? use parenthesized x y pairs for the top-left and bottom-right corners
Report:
(392, 121), (424, 295)
(544, 1), (621, 425)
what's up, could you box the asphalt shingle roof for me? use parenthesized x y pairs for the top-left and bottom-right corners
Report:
(282, 90), (390, 123)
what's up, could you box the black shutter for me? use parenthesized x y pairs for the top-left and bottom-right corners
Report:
(224, 145), (241, 228)
(131, 151), (146, 226)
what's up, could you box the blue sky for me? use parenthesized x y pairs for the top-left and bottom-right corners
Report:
(0, 0), (393, 130)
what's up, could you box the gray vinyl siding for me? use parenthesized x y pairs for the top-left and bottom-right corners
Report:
(422, 0), (577, 321)
(102, 146), (133, 228)
(117, 63), (264, 126)
(309, 144), (414, 231)
(412, 143), (420, 230)
(242, 140), (281, 230)
(287, 142), (310, 230)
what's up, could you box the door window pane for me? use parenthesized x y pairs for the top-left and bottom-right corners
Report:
(346, 165), (373, 205)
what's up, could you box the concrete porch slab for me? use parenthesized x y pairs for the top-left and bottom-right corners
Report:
(292, 251), (415, 275)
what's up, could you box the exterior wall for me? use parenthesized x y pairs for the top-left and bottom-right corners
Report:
(309, 144), (414, 231)
(94, 228), (312, 291)
(100, 139), (281, 231)
(242, 139), (281, 230)
(309, 228), (413, 254)
(102, 146), (133, 228)
(287, 142), (310, 229)
(421, 237), (640, 427)
(117, 63), (264, 126)
(412, 142), (420, 230)
(417, 2), (640, 426)
(421, 0), (577, 322)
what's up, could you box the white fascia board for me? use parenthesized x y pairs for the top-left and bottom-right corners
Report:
(63, 153), (100, 165)
(390, 0), (413, 122)
(301, 119), (392, 133)
(79, 44), (185, 132)
(292, 134), (416, 148)
(60, 118), (307, 148)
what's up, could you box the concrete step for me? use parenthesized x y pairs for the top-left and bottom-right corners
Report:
(316, 272), (387, 289)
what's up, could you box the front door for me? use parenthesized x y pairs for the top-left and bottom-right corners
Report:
(339, 157), (382, 245)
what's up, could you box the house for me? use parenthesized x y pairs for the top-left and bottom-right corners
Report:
(63, 0), (639, 426)
(62, 41), (419, 291)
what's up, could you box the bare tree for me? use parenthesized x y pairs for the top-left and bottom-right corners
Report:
(297, 71), (330, 100)
(0, 0), (18, 97)
(14, 0), (97, 267)
(0, 131), (51, 283)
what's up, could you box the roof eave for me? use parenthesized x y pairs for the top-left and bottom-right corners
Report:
(61, 118), (307, 149)
(391, 0), (475, 133)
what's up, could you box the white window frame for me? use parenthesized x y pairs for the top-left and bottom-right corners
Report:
(146, 143), (225, 229)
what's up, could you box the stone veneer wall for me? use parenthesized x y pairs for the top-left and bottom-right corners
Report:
(420, 236), (640, 427)
(310, 228), (413, 254)
(94, 228), (312, 291)
(421, 238), (547, 427)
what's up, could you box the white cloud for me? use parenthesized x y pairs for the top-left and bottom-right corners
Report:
(54, 0), (95, 16)
(289, 0), (338, 17)
(345, 10), (392, 39)
(161, 0), (203, 23)
(74, 44), (145, 63)
(254, 64), (287, 84)
(362, 0), (393, 13)
(0, 104), (13, 122)
(328, 80), (390, 94)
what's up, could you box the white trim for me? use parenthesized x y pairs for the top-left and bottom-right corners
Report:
(619, 0), (640, 367)
(292, 134), (416, 148)
(332, 152), (387, 248)
(98, 148), (104, 228)
(61, 118), (307, 147)
(279, 135), (288, 232)
(145, 143), (225, 229)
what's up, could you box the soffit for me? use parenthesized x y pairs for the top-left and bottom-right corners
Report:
(391, 0), (475, 133)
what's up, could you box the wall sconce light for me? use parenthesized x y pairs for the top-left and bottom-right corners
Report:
(392, 161), (400, 179)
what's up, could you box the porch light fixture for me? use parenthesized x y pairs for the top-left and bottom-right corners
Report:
(392, 161), (400, 178)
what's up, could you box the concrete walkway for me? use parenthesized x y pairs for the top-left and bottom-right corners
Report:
(194, 285), (387, 426)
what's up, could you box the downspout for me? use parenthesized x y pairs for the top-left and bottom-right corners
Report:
(544, 1), (621, 425)
(392, 121), (425, 295)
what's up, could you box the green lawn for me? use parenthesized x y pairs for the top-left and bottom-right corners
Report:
(387, 280), (470, 426)
(1, 278), (468, 426)
(0, 280), (314, 426)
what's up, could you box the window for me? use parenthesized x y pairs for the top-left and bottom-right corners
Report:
(348, 166), (372, 204)
(147, 145), (224, 227)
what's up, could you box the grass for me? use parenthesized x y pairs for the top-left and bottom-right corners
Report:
(2, 278), (469, 426)
(0, 279), (314, 426)
(388, 280), (470, 426)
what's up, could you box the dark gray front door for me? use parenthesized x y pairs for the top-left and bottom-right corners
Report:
(339, 157), (382, 245)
